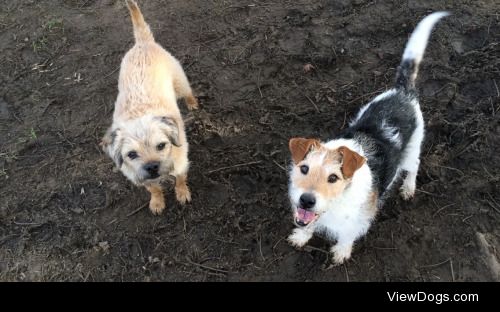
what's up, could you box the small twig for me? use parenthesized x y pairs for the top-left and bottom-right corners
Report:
(416, 189), (441, 197)
(272, 236), (286, 250)
(486, 193), (500, 213)
(304, 245), (329, 254)
(78, 0), (91, 8)
(305, 95), (320, 113)
(490, 98), (496, 117)
(462, 215), (473, 223)
(435, 165), (465, 176)
(482, 164), (497, 181)
(432, 203), (457, 217)
(231, 48), (246, 64)
(41, 99), (56, 115)
(265, 257), (283, 269)
(224, 4), (257, 10)
(346, 88), (385, 105)
(186, 258), (230, 274)
(339, 82), (354, 90)
(95, 66), (120, 84)
(64, 151), (86, 160)
(487, 193), (500, 206)
(208, 161), (262, 174)
(13, 221), (40, 226)
(420, 258), (450, 268)
(126, 202), (148, 217)
(493, 79), (499, 97)
(372, 246), (398, 250)
(431, 82), (454, 97)
(257, 68), (263, 98)
(484, 200), (500, 214)
(273, 160), (287, 171)
(453, 137), (480, 158)
(258, 235), (265, 261)
(341, 111), (347, 129)
(450, 259), (455, 281)
(198, 36), (224, 45)
(344, 264), (350, 282)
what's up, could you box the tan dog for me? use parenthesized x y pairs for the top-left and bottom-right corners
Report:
(102, 0), (198, 215)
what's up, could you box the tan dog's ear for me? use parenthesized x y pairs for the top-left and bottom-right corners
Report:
(289, 138), (320, 164)
(338, 146), (366, 178)
(100, 127), (117, 149)
(157, 116), (180, 147)
(101, 127), (124, 168)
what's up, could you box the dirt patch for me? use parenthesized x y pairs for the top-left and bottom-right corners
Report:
(1, 0), (499, 281)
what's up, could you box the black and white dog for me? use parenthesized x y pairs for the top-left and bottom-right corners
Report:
(287, 12), (449, 264)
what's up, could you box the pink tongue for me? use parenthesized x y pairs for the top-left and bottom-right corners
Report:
(297, 208), (316, 223)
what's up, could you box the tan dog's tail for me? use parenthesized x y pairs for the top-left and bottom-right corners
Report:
(126, 0), (154, 43)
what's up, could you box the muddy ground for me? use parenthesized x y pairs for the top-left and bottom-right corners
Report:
(0, 0), (499, 281)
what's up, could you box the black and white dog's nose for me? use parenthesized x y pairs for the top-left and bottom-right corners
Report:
(299, 193), (316, 209)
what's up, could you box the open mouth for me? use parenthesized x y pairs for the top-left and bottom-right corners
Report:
(294, 207), (318, 227)
(144, 172), (160, 180)
(141, 174), (161, 184)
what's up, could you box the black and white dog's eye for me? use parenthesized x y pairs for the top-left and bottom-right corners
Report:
(157, 143), (166, 151)
(328, 174), (338, 183)
(300, 165), (309, 174)
(127, 151), (138, 160)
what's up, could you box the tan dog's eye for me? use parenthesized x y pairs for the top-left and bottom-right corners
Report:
(300, 165), (309, 174)
(128, 151), (138, 160)
(157, 143), (166, 151)
(328, 174), (338, 183)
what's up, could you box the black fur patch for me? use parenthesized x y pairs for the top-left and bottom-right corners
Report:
(338, 90), (418, 197)
(110, 129), (118, 146)
(113, 148), (123, 168)
(117, 155), (124, 167)
(157, 116), (180, 147)
(395, 59), (417, 90)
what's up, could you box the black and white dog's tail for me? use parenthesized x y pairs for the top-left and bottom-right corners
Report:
(395, 12), (450, 90)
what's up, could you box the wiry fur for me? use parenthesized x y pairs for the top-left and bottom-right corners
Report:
(288, 12), (449, 264)
(101, 0), (198, 215)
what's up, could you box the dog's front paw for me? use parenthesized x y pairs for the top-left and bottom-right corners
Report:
(149, 197), (165, 215)
(399, 184), (415, 201)
(288, 228), (312, 248)
(331, 244), (353, 265)
(175, 186), (191, 204)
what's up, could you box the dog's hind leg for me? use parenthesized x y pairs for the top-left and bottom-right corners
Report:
(399, 106), (424, 200)
(146, 184), (165, 215)
(172, 61), (198, 110)
(400, 164), (419, 200)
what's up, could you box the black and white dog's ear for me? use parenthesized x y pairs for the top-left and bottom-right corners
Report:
(101, 127), (123, 168)
(337, 146), (366, 179)
(289, 137), (320, 164)
(157, 116), (181, 147)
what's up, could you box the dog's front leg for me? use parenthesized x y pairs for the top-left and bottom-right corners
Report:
(288, 227), (314, 248)
(175, 173), (191, 204)
(330, 238), (354, 265)
(146, 184), (165, 215)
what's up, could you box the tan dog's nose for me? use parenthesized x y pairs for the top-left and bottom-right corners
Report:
(144, 161), (160, 178)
